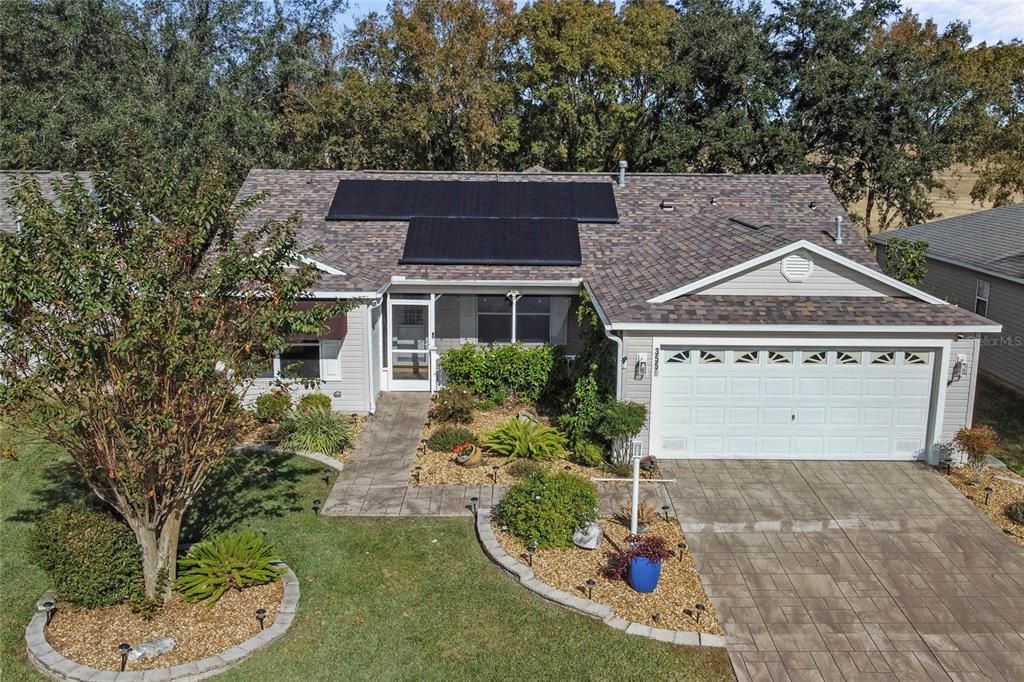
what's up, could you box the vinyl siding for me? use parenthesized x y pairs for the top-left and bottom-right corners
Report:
(620, 329), (976, 458)
(941, 335), (981, 441)
(905, 258), (1024, 393)
(245, 306), (371, 414)
(700, 249), (901, 296)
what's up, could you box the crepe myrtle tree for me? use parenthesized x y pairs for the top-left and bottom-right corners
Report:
(0, 171), (353, 601)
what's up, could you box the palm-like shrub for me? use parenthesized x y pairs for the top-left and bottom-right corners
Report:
(282, 406), (353, 454)
(176, 529), (285, 605)
(483, 419), (565, 461)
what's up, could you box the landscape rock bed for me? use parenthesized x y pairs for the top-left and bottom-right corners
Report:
(410, 403), (645, 486)
(492, 516), (721, 634)
(45, 581), (282, 671)
(946, 466), (1024, 548)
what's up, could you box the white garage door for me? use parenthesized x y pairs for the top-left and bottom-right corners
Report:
(653, 348), (935, 460)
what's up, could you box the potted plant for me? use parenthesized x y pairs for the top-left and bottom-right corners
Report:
(603, 535), (673, 593)
(454, 441), (482, 468)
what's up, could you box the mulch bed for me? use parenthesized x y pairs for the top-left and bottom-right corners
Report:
(410, 403), (654, 486)
(45, 581), (282, 672)
(493, 517), (721, 635)
(241, 414), (367, 463)
(945, 466), (1024, 549)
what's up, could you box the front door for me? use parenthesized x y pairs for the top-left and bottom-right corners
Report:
(388, 298), (433, 391)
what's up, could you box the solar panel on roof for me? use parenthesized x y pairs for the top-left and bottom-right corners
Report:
(326, 179), (617, 223)
(399, 217), (582, 266)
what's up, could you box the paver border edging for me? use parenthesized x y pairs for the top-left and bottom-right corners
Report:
(236, 443), (345, 473)
(25, 562), (300, 681)
(474, 508), (725, 649)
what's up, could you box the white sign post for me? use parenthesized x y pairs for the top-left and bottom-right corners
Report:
(630, 453), (641, 536)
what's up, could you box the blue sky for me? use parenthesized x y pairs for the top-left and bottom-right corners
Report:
(337, 0), (1023, 45)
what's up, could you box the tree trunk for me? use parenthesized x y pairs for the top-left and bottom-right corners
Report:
(864, 186), (876, 235)
(134, 510), (184, 602)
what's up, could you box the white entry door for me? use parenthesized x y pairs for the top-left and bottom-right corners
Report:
(652, 348), (935, 460)
(388, 298), (434, 391)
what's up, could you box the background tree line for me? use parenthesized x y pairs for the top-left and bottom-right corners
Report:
(2, 0), (1021, 232)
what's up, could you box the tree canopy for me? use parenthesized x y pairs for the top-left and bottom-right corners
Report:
(0, 168), (351, 599)
(1, 0), (1021, 230)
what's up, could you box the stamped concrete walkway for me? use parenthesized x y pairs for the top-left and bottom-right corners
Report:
(660, 460), (1024, 681)
(322, 392), (507, 516)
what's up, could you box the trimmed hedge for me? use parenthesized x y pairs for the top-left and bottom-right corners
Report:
(28, 503), (143, 607)
(255, 390), (291, 423)
(496, 470), (597, 548)
(439, 343), (558, 404)
(297, 392), (332, 413)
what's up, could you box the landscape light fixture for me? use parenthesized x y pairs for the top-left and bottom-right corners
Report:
(653, 612), (661, 625)
(586, 578), (596, 600)
(322, 472), (331, 486)
(564, 465), (572, 471)
(312, 499), (322, 515)
(677, 542), (686, 561)
(42, 600), (56, 626)
(470, 496), (479, 514)
(492, 465), (499, 484)
(984, 487), (993, 505)
(119, 643), (131, 672)
(695, 603), (705, 624)
(256, 607), (267, 630)
(420, 439), (428, 455)
(415, 466), (423, 484)
(661, 505), (670, 521)
(527, 542), (538, 567)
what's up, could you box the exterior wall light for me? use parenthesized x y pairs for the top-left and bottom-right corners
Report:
(951, 355), (967, 382)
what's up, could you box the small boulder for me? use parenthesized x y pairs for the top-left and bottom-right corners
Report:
(127, 637), (176, 662)
(573, 521), (603, 550)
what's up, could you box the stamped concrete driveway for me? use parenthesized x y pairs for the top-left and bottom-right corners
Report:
(660, 460), (1024, 681)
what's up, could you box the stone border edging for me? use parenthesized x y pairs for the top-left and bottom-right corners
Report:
(236, 443), (345, 473)
(474, 508), (725, 649)
(26, 562), (300, 681)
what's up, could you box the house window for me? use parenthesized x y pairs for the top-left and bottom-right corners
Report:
(666, 350), (691, 363)
(476, 295), (551, 344)
(734, 351), (759, 364)
(280, 342), (321, 379)
(975, 280), (990, 317)
(802, 351), (827, 365)
(515, 296), (551, 343)
(767, 350), (793, 365)
(477, 295), (513, 343)
(698, 350), (724, 364)
(835, 351), (861, 365)
(870, 351), (895, 365)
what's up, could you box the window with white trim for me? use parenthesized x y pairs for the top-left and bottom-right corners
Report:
(767, 350), (793, 365)
(734, 350), (759, 364)
(802, 351), (827, 365)
(870, 351), (895, 365)
(698, 350), (724, 364)
(477, 295), (551, 344)
(666, 350), (691, 363)
(903, 352), (930, 366)
(975, 280), (990, 317)
(835, 351), (861, 365)
(256, 340), (344, 381)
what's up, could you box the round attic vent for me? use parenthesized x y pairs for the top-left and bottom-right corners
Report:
(781, 253), (814, 282)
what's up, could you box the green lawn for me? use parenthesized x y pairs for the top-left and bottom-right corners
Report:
(1, 437), (732, 681)
(973, 375), (1024, 476)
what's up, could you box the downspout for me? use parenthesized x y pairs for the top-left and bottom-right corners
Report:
(603, 325), (624, 401)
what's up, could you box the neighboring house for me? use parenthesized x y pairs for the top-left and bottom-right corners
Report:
(236, 168), (1000, 464)
(871, 203), (1024, 394)
(0, 171), (92, 231)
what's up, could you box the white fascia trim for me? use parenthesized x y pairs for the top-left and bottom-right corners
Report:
(296, 255), (346, 276)
(608, 322), (1003, 333)
(389, 277), (583, 287)
(306, 291), (379, 299)
(582, 280), (612, 328)
(646, 240), (948, 305)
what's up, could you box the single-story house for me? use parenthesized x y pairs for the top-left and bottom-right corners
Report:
(871, 203), (1024, 394)
(235, 168), (1000, 464)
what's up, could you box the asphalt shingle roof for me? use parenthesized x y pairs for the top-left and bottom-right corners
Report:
(871, 203), (1024, 281)
(0, 171), (92, 231)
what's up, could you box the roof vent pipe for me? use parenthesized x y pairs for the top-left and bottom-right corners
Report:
(835, 216), (844, 245)
(618, 160), (627, 187)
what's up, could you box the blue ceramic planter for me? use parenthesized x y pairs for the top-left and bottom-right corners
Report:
(628, 556), (662, 593)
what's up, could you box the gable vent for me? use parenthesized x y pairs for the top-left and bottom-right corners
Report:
(780, 254), (814, 282)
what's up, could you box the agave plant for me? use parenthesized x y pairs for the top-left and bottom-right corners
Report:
(175, 529), (285, 605)
(483, 418), (566, 461)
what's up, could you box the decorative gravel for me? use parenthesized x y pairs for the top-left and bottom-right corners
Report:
(410, 403), (659, 486)
(493, 517), (721, 634)
(946, 466), (1024, 548)
(45, 581), (282, 672)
